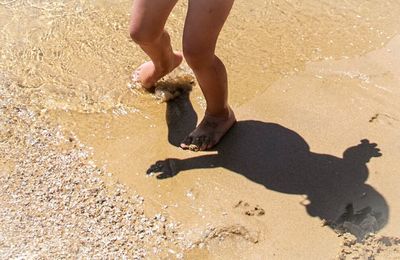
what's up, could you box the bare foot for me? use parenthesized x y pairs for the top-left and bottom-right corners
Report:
(180, 107), (236, 151)
(132, 52), (183, 90)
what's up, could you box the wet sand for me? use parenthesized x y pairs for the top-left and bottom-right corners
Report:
(49, 36), (400, 259)
(1, 0), (400, 259)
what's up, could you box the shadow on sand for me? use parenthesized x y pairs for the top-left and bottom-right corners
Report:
(149, 93), (389, 240)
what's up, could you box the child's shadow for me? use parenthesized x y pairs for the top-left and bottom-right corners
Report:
(153, 93), (388, 240)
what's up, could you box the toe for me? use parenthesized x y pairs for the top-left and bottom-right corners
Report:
(206, 135), (219, 150)
(189, 136), (203, 152)
(180, 136), (193, 149)
(199, 136), (211, 151)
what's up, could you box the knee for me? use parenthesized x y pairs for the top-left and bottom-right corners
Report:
(183, 40), (214, 70)
(129, 25), (162, 45)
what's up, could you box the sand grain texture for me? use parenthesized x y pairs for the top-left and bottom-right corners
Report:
(1, 0), (400, 259)
(0, 80), (188, 259)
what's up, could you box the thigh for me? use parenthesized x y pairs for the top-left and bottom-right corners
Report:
(130, 0), (178, 36)
(183, 0), (234, 54)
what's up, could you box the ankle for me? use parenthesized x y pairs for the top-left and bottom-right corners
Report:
(153, 63), (169, 75)
(205, 106), (231, 119)
(154, 52), (181, 74)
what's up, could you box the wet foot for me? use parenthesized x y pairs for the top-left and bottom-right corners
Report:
(180, 107), (236, 151)
(132, 52), (183, 90)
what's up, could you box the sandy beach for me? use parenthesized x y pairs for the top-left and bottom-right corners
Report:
(1, 0), (400, 259)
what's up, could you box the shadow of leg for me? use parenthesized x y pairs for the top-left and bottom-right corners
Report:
(166, 91), (198, 147)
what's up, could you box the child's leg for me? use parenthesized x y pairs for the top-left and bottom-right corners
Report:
(180, 0), (236, 151)
(129, 0), (182, 89)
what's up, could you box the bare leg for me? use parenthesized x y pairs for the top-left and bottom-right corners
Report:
(180, 0), (236, 151)
(129, 0), (183, 89)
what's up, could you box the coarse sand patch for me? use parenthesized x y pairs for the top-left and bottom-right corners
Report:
(0, 77), (188, 259)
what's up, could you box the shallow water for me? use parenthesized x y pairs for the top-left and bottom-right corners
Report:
(1, 0), (400, 113)
(2, 0), (400, 258)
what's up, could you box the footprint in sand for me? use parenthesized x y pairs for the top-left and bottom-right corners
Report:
(234, 200), (265, 217)
(368, 113), (399, 126)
